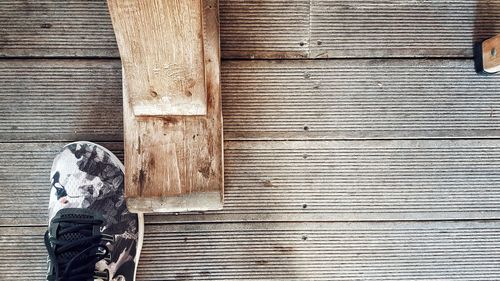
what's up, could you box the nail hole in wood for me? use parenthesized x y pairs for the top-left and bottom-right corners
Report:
(303, 126), (309, 131)
(302, 203), (307, 209)
(150, 90), (158, 97)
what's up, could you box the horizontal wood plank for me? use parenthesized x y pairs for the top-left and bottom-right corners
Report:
(3, 140), (500, 225)
(0, 59), (123, 141)
(1, 59), (500, 142)
(0, 0), (310, 58)
(310, 0), (500, 58)
(1, 0), (499, 58)
(220, 0), (310, 58)
(0, 0), (118, 57)
(5, 221), (500, 280)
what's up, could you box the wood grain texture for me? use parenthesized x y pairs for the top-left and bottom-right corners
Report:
(3, 140), (500, 225)
(219, 0), (310, 58)
(0, 0), (118, 57)
(309, 0), (500, 58)
(482, 35), (500, 73)
(0, 59), (123, 142)
(119, 0), (224, 213)
(1, 59), (500, 142)
(108, 0), (207, 116)
(0, 0), (309, 59)
(4, 222), (500, 280)
(1, 0), (499, 58)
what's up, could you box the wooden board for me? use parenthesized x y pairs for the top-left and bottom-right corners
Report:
(219, 0), (309, 58)
(107, 0), (224, 213)
(2, 1), (500, 280)
(3, 140), (500, 225)
(481, 35), (500, 73)
(4, 222), (500, 280)
(1, 0), (499, 58)
(1, 1), (500, 279)
(108, 0), (207, 116)
(1, 59), (500, 142)
(0, 0), (309, 59)
(309, 0), (500, 58)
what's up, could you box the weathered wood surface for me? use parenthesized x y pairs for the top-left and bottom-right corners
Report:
(106, 0), (224, 212)
(481, 35), (500, 73)
(4, 222), (500, 280)
(1, 0), (500, 279)
(1, 0), (499, 58)
(2, 140), (500, 225)
(309, 0), (500, 58)
(1, 59), (499, 142)
(108, 0), (208, 116)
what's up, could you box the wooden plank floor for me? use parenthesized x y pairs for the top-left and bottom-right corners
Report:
(1, 0), (500, 280)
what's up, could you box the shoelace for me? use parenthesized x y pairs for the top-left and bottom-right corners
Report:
(44, 216), (114, 281)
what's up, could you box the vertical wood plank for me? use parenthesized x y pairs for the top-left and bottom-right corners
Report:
(108, 0), (207, 116)
(115, 0), (224, 213)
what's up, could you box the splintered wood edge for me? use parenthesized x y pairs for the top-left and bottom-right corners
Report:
(127, 192), (223, 213)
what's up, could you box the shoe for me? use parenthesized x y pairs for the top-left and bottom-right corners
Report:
(44, 141), (143, 281)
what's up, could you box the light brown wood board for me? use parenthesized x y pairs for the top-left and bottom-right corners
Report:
(107, 0), (223, 213)
(482, 35), (500, 73)
(107, 0), (207, 116)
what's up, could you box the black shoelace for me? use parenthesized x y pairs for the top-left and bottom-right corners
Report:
(44, 216), (114, 281)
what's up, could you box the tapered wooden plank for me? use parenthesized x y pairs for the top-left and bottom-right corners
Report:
(5, 222), (500, 280)
(108, 0), (207, 116)
(1, 59), (500, 142)
(3, 140), (500, 225)
(108, 0), (224, 213)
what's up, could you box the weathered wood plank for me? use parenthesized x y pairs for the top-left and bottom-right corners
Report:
(5, 222), (500, 280)
(310, 0), (500, 58)
(1, 0), (499, 58)
(108, 0), (208, 116)
(111, 0), (224, 212)
(0, 0), (118, 57)
(0, 0), (310, 58)
(1, 59), (500, 142)
(220, 0), (309, 58)
(0, 59), (123, 142)
(3, 140), (500, 225)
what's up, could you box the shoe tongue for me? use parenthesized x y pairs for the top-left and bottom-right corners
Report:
(57, 213), (95, 261)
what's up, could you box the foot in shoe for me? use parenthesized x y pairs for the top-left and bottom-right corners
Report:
(45, 141), (143, 281)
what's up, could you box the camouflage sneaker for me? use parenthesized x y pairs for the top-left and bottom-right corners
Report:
(44, 141), (143, 281)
